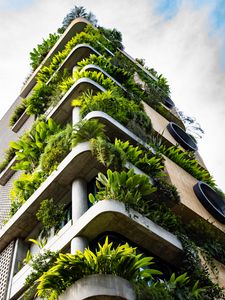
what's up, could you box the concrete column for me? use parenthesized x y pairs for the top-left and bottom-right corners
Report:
(72, 106), (81, 125)
(71, 178), (88, 254)
(71, 236), (88, 254)
(72, 178), (88, 221)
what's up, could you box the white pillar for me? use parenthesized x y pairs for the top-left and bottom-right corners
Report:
(71, 236), (88, 254)
(71, 178), (88, 254)
(72, 106), (81, 125)
(72, 178), (88, 221)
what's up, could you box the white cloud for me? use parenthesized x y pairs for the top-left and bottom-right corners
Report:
(0, 0), (224, 191)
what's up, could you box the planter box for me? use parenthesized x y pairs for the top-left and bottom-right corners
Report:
(59, 274), (135, 300)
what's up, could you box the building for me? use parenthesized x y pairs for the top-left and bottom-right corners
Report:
(0, 13), (225, 300)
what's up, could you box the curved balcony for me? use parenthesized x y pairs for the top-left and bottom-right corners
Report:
(46, 44), (102, 85)
(9, 200), (183, 299)
(163, 96), (175, 109)
(20, 18), (90, 99)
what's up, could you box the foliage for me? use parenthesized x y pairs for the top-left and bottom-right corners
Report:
(36, 199), (65, 231)
(39, 124), (73, 174)
(36, 237), (160, 298)
(9, 99), (27, 126)
(30, 33), (59, 70)
(72, 89), (152, 140)
(159, 145), (216, 187)
(58, 6), (98, 33)
(0, 146), (15, 173)
(98, 26), (124, 50)
(72, 119), (106, 147)
(24, 250), (58, 300)
(89, 169), (157, 208)
(76, 54), (130, 85)
(9, 171), (46, 216)
(90, 137), (126, 169)
(26, 82), (56, 115)
(115, 139), (164, 178)
(10, 118), (61, 173)
(37, 25), (116, 84)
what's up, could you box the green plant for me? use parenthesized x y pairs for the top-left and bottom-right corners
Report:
(30, 33), (60, 70)
(90, 137), (126, 169)
(0, 146), (16, 173)
(39, 124), (73, 173)
(98, 26), (124, 50)
(36, 199), (65, 231)
(72, 89), (152, 140)
(72, 119), (106, 147)
(58, 6), (98, 33)
(89, 169), (157, 208)
(9, 171), (46, 216)
(26, 82), (56, 115)
(10, 118), (61, 172)
(159, 145), (216, 187)
(36, 237), (160, 299)
(24, 250), (58, 300)
(9, 99), (27, 126)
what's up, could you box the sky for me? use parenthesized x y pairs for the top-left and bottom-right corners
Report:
(0, 0), (224, 191)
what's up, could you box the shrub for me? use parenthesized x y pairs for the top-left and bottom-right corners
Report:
(36, 237), (160, 298)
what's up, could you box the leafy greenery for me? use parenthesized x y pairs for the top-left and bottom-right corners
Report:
(9, 99), (27, 127)
(36, 237), (160, 299)
(36, 199), (65, 231)
(30, 33), (60, 70)
(89, 169), (157, 207)
(37, 25), (116, 84)
(24, 250), (58, 300)
(9, 171), (46, 216)
(0, 146), (15, 173)
(98, 26), (124, 50)
(58, 5), (98, 33)
(72, 89), (152, 140)
(39, 124), (73, 174)
(159, 144), (216, 187)
(10, 118), (61, 173)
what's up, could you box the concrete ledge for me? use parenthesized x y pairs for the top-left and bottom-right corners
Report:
(0, 156), (16, 186)
(20, 18), (90, 98)
(81, 64), (126, 91)
(84, 110), (154, 152)
(11, 111), (29, 133)
(47, 78), (106, 124)
(59, 274), (135, 300)
(9, 199), (183, 298)
(47, 44), (102, 85)
(0, 142), (95, 252)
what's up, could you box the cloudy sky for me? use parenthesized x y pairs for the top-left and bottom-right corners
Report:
(0, 0), (224, 191)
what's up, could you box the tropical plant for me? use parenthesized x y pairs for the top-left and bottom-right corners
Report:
(10, 118), (61, 172)
(72, 119), (106, 147)
(24, 250), (58, 300)
(158, 145), (215, 187)
(9, 171), (46, 216)
(9, 99), (27, 126)
(36, 237), (160, 299)
(26, 82), (56, 115)
(98, 26), (124, 50)
(37, 25), (115, 84)
(72, 88), (152, 140)
(89, 169), (157, 208)
(0, 146), (15, 173)
(30, 33), (60, 70)
(39, 124), (73, 173)
(36, 199), (65, 231)
(58, 6), (98, 33)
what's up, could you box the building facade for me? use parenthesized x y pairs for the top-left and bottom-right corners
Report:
(0, 16), (225, 300)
